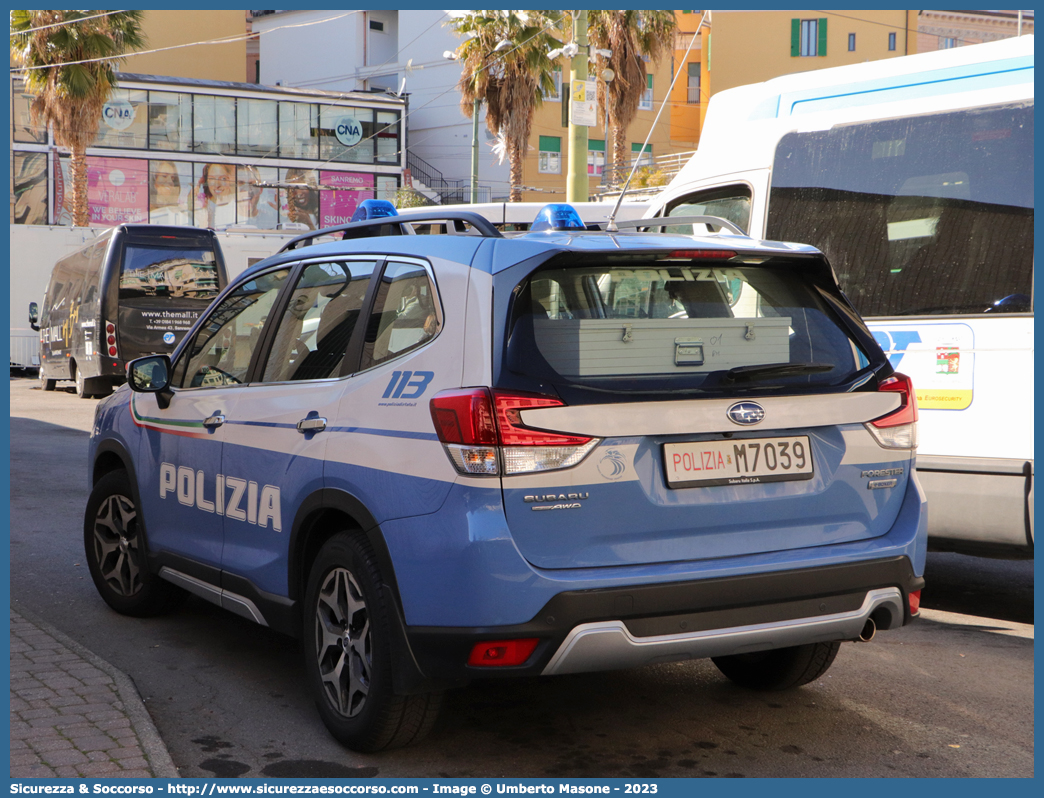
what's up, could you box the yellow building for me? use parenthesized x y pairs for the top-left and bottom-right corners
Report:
(121, 10), (248, 83)
(671, 10), (918, 148)
(519, 47), (685, 202)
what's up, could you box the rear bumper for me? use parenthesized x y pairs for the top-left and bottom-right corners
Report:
(404, 556), (923, 683)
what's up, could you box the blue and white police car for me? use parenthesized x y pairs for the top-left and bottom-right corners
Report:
(85, 202), (927, 752)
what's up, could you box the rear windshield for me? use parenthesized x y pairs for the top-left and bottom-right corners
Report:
(119, 243), (220, 300)
(501, 255), (871, 400)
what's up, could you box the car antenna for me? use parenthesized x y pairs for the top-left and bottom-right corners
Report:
(606, 11), (709, 232)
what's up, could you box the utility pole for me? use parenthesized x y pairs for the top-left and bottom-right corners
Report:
(566, 11), (589, 203)
(470, 98), (480, 203)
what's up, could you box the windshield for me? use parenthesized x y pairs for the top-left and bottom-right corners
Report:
(119, 244), (220, 300)
(501, 254), (871, 401)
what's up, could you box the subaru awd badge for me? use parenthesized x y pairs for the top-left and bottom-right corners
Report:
(163, 332), (176, 345)
(727, 401), (765, 426)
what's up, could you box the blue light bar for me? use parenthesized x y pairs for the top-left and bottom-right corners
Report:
(351, 199), (399, 222)
(530, 203), (586, 232)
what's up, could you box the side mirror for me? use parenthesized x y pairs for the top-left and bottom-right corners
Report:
(128, 355), (174, 409)
(28, 302), (39, 332)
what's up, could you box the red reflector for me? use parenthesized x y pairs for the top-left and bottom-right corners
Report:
(665, 250), (737, 260)
(467, 638), (539, 667)
(429, 389), (497, 445)
(105, 322), (115, 333)
(909, 589), (921, 615)
(107, 335), (116, 345)
(493, 391), (591, 447)
(871, 373), (918, 428)
(108, 346), (118, 357)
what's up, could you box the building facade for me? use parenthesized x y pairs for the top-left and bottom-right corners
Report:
(11, 73), (406, 230)
(916, 9), (1033, 52)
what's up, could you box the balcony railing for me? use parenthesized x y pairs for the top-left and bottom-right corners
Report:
(687, 86), (701, 105)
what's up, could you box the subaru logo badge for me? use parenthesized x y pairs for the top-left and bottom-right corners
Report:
(727, 401), (765, 426)
(163, 332), (176, 345)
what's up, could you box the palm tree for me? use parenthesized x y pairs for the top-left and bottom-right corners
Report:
(588, 10), (677, 185)
(11, 10), (147, 226)
(448, 11), (560, 202)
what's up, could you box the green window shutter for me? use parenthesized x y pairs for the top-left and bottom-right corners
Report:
(818, 17), (827, 56)
(631, 143), (651, 155)
(791, 18), (800, 57)
(589, 139), (606, 152)
(539, 136), (560, 153)
(647, 74), (653, 90)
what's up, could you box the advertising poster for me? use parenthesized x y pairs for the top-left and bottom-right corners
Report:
(319, 171), (375, 227)
(194, 162), (237, 228)
(149, 160), (193, 226)
(280, 167), (320, 230)
(57, 156), (149, 226)
(237, 164), (279, 229)
(12, 152), (49, 225)
(869, 322), (975, 410)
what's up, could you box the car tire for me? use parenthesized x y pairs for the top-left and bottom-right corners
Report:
(304, 531), (442, 752)
(40, 371), (56, 391)
(712, 641), (841, 691)
(83, 470), (187, 617)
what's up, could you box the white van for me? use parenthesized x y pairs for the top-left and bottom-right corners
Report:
(643, 37), (1034, 557)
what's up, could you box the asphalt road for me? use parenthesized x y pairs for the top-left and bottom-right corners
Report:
(8, 376), (1034, 778)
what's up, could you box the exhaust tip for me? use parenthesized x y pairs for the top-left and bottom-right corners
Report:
(858, 617), (876, 643)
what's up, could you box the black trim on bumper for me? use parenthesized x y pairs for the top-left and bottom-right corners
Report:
(405, 556), (923, 683)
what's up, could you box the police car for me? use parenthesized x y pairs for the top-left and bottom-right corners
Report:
(84, 201), (927, 752)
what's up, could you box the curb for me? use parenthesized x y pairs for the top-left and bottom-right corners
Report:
(13, 605), (180, 779)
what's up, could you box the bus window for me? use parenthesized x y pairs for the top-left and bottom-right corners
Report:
(119, 244), (222, 300)
(767, 103), (1033, 317)
(663, 185), (752, 235)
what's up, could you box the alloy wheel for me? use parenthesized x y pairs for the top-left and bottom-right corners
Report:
(91, 494), (143, 596)
(315, 567), (371, 718)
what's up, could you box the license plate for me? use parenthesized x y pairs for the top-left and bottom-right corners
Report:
(664, 436), (814, 488)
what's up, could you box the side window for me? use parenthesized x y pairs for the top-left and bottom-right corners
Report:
(261, 260), (377, 383)
(361, 260), (442, 370)
(663, 185), (753, 235)
(174, 268), (291, 388)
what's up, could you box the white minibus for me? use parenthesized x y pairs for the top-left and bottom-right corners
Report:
(644, 36), (1033, 557)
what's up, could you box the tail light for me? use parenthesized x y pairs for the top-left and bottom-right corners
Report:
(467, 638), (539, 667)
(430, 388), (598, 476)
(908, 589), (921, 616)
(105, 320), (118, 359)
(866, 373), (918, 449)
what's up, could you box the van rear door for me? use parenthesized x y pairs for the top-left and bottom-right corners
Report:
(115, 231), (227, 359)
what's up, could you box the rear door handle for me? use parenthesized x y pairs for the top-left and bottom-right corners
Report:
(203, 414), (225, 428)
(297, 416), (327, 433)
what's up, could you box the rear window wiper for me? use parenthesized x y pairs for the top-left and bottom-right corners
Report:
(720, 362), (834, 385)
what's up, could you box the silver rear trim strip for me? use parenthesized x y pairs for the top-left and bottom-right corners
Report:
(158, 567), (269, 627)
(541, 587), (903, 676)
(520, 393), (900, 438)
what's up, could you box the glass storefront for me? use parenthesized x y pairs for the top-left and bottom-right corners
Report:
(11, 77), (404, 229)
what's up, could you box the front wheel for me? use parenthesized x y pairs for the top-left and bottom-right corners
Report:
(303, 531), (441, 752)
(83, 470), (186, 616)
(712, 641), (841, 691)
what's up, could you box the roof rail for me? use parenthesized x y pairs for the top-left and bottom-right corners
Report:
(616, 215), (748, 236)
(277, 211), (504, 253)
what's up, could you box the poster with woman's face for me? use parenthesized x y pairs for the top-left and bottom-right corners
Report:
(195, 162), (237, 228)
(279, 168), (319, 230)
(237, 165), (278, 230)
(149, 160), (193, 226)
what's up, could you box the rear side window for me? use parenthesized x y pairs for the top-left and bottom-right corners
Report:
(502, 255), (868, 398)
(360, 260), (441, 370)
(663, 185), (752, 235)
(120, 243), (221, 300)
